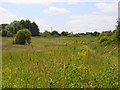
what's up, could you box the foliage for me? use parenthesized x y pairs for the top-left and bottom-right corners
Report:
(42, 30), (51, 37)
(7, 31), (14, 37)
(13, 29), (31, 45)
(51, 30), (61, 37)
(5, 20), (39, 36)
(0, 24), (8, 30)
(2, 29), (8, 37)
(20, 20), (39, 36)
(5, 21), (23, 34)
(61, 31), (69, 36)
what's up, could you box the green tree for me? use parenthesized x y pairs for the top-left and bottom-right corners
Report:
(5, 20), (39, 36)
(5, 21), (23, 34)
(0, 24), (8, 30)
(20, 20), (39, 36)
(43, 30), (51, 37)
(51, 30), (60, 36)
(14, 29), (31, 45)
(2, 29), (8, 37)
(61, 31), (68, 36)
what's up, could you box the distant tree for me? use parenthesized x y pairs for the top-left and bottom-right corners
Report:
(43, 30), (51, 37)
(2, 29), (8, 37)
(80, 33), (86, 36)
(20, 20), (39, 36)
(86, 32), (92, 35)
(61, 31), (69, 36)
(31, 22), (39, 36)
(5, 21), (23, 34)
(13, 29), (31, 45)
(51, 30), (60, 36)
(5, 20), (39, 36)
(0, 24), (8, 30)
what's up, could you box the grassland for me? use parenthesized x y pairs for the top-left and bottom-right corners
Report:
(2, 36), (118, 88)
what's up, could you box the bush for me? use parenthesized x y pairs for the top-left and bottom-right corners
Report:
(99, 36), (113, 46)
(98, 33), (105, 40)
(14, 29), (31, 45)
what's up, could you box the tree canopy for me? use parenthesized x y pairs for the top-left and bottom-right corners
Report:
(5, 20), (39, 36)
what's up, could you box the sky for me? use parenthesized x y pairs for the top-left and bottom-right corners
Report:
(0, 0), (119, 33)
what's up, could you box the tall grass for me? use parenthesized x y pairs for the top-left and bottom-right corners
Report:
(2, 37), (118, 88)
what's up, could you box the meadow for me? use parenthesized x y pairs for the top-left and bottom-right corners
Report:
(2, 36), (118, 88)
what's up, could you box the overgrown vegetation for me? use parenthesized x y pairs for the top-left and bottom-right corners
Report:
(13, 29), (31, 45)
(2, 37), (118, 88)
(98, 19), (120, 46)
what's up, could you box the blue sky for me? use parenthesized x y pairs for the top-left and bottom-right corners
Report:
(0, 0), (118, 33)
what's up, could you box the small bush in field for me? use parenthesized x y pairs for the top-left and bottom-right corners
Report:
(13, 29), (31, 45)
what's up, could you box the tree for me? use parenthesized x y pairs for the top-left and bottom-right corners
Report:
(5, 20), (39, 36)
(43, 30), (51, 37)
(0, 24), (8, 30)
(61, 31), (68, 36)
(2, 29), (8, 36)
(5, 21), (23, 34)
(20, 20), (39, 36)
(14, 29), (31, 45)
(51, 30), (61, 36)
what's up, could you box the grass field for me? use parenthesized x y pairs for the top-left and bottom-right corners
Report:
(2, 36), (118, 88)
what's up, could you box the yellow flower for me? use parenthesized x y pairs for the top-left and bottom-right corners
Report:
(84, 51), (88, 55)
(78, 52), (84, 56)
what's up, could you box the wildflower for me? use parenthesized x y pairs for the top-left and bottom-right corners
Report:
(84, 51), (88, 55)
(78, 52), (84, 56)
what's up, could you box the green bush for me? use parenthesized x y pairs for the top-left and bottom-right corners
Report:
(99, 36), (113, 46)
(99, 36), (108, 43)
(98, 33), (105, 40)
(113, 28), (120, 42)
(14, 29), (31, 45)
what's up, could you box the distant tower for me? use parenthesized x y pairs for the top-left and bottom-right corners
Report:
(51, 26), (53, 32)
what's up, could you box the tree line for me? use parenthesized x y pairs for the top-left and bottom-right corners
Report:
(0, 19), (100, 37)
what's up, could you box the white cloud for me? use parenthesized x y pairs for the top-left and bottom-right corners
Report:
(43, 6), (69, 14)
(95, 2), (118, 13)
(0, 6), (23, 24)
(32, 18), (54, 32)
(0, 6), (53, 32)
(0, 0), (117, 5)
(65, 14), (117, 33)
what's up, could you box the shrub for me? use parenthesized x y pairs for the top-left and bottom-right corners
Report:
(14, 29), (31, 45)
(99, 36), (113, 46)
(113, 28), (120, 42)
(99, 36), (108, 43)
(98, 33), (106, 40)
